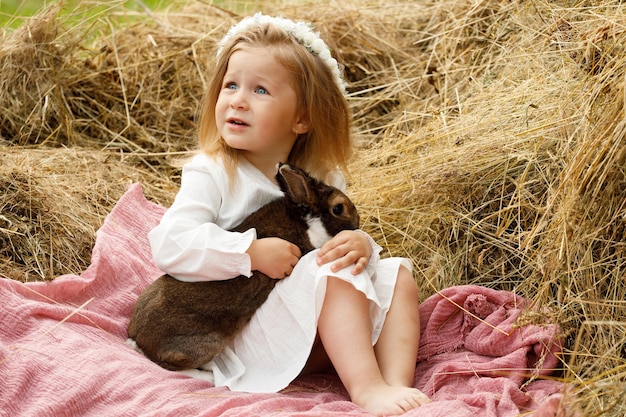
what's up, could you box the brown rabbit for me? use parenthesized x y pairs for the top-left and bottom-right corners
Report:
(127, 163), (360, 371)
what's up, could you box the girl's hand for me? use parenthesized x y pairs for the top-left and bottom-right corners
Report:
(315, 230), (371, 275)
(247, 237), (301, 279)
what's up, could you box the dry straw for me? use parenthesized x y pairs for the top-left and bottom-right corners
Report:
(1, 0), (624, 414)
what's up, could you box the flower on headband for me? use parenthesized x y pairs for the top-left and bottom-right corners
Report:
(217, 13), (347, 94)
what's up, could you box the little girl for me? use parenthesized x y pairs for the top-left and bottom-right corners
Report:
(148, 13), (431, 416)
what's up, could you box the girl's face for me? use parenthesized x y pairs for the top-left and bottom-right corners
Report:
(215, 46), (310, 166)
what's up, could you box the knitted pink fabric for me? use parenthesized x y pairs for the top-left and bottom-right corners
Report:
(0, 183), (567, 417)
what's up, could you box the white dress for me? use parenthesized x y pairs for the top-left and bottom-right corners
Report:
(148, 153), (411, 393)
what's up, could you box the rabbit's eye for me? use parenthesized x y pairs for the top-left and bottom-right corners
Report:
(332, 204), (344, 216)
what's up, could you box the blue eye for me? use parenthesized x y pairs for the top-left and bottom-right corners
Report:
(255, 86), (268, 95)
(226, 82), (237, 90)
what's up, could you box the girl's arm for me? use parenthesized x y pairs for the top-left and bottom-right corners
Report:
(314, 171), (382, 275)
(148, 157), (257, 282)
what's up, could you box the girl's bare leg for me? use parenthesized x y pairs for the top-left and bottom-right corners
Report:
(316, 275), (430, 416)
(374, 266), (424, 387)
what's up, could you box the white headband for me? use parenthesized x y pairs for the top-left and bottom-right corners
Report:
(217, 13), (347, 94)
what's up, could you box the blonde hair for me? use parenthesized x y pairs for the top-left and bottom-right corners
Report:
(198, 21), (352, 184)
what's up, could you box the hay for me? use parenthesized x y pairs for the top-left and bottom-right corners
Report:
(0, 145), (177, 281)
(1, 0), (624, 414)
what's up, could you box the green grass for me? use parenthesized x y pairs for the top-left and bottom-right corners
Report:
(0, 0), (264, 30)
(0, 0), (170, 29)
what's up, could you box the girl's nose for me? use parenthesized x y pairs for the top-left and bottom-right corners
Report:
(230, 90), (249, 110)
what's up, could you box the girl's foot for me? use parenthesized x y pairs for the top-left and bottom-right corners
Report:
(352, 383), (431, 416)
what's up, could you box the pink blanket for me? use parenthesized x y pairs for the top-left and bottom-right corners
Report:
(0, 183), (567, 416)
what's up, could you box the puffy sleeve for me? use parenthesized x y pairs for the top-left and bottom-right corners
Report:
(148, 156), (256, 282)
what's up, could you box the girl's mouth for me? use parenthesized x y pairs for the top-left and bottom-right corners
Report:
(227, 117), (249, 126)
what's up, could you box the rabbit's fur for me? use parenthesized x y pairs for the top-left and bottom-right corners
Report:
(127, 163), (360, 371)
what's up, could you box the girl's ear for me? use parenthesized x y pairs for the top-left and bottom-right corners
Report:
(292, 110), (311, 135)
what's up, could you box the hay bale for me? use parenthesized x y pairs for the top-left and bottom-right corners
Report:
(0, 146), (176, 281)
(0, 2), (234, 167)
(1, 0), (625, 414)
(344, 2), (626, 413)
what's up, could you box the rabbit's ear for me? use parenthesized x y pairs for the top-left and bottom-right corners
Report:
(278, 164), (313, 206)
